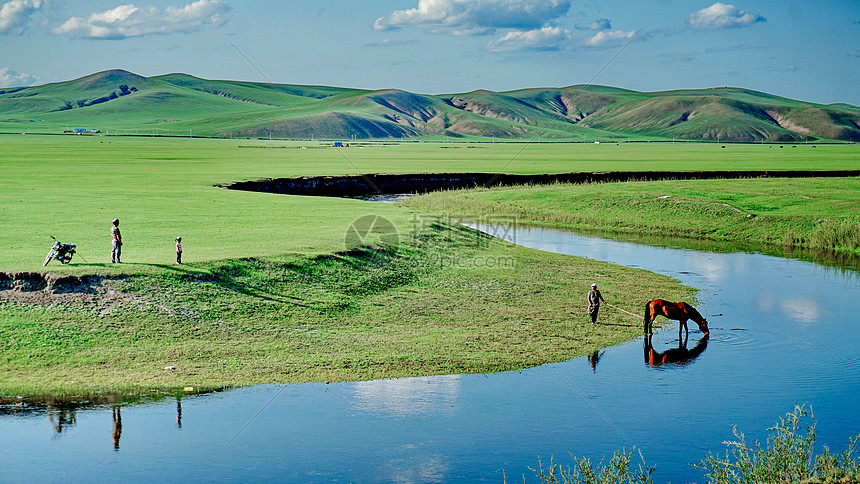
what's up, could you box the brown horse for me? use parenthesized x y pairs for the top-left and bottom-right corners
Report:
(644, 299), (709, 337)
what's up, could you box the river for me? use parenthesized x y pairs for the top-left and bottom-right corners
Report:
(2, 225), (859, 483)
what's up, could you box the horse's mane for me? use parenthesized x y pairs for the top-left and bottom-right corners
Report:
(681, 302), (704, 322)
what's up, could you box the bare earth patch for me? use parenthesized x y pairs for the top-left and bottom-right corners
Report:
(0, 271), (128, 307)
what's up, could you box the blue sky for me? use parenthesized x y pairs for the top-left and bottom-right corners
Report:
(2, 0), (859, 105)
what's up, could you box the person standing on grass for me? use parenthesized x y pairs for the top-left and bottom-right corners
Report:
(111, 218), (122, 263)
(587, 283), (605, 324)
(176, 236), (182, 264)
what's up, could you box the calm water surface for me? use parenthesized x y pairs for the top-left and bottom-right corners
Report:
(2, 226), (859, 483)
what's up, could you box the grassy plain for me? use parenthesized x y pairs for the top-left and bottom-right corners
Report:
(0, 135), (857, 394)
(402, 177), (860, 256)
(1, 136), (857, 270)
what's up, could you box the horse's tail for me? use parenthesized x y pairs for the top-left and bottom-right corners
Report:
(644, 301), (652, 324)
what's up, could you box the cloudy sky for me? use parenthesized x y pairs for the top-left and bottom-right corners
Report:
(2, 0), (859, 105)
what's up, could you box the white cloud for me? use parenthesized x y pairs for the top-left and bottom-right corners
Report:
(0, 0), (42, 34)
(0, 67), (38, 87)
(374, 0), (572, 36)
(581, 29), (635, 48)
(575, 18), (610, 31)
(52, 0), (229, 39)
(688, 3), (764, 30)
(364, 38), (419, 48)
(486, 26), (571, 52)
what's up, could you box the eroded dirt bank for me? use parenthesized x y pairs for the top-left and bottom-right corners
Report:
(0, 271), (125, 305)
(219, 170), (860, 197)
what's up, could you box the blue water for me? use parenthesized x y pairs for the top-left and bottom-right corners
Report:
(2, 226), (859, 483)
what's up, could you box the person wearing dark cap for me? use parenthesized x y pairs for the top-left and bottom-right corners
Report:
(111, 218), (122, 263)
(587, 283), (605, 324)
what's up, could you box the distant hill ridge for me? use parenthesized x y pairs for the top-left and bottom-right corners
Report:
(2, 69), (858, 142)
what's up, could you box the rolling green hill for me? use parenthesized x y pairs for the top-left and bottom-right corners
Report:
(2, 69), (858, 142)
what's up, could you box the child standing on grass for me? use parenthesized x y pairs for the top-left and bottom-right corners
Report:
(176, 236), (182, 264)
(111, 218), (122, 263)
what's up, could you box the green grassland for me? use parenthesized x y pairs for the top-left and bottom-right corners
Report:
(401, 177), (860, 256)
(0, 135), (857, 394)
(1, 227), (688, 395)
(2, 136), (856, 271)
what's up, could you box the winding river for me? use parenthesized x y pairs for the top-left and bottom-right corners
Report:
(3, 226), (859, 483)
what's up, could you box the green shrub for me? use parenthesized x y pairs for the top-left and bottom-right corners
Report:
(524, 407), (860, 484)
(697, 405), (860, 483)
(528, 449), (655, 484)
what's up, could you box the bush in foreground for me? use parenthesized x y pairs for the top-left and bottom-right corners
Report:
(698, 405), (859, 483)
(528, 449), (654, 484)
(525, 406), (859, 484)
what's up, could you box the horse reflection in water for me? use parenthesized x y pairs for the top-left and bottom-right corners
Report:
(644, 334), (709, 367)
(644, 299), (709, 337)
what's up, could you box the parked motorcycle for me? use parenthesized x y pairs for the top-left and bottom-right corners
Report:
(43, 236), (76, 266)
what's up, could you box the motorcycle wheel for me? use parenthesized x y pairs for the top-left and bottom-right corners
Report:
(43, 251), (54, 266)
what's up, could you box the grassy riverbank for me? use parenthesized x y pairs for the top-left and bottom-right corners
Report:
(0, 220), (690, 395)
(2, 136), (855, 394)
(401, 177), (860, 256)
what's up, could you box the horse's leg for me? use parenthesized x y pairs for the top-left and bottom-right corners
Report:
(644, 303), (651, 335)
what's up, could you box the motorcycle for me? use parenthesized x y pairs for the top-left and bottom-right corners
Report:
(43, 236), (77, 266)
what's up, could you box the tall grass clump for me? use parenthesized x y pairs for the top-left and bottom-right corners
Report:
(527, 449), (655, 484)
(811, 218), (860, 253)
(697, 405), (860, 483)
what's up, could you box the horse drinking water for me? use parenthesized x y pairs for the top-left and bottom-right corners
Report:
(644, 299), (709, 337)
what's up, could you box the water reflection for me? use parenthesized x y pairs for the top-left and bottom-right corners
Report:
(0, 390), (213, 451)
(112, 406), (122, 451)
(779, 299), (820, 324)
(352, 375), (461, 417)
(533, 225), (860, 275)
(48, 402), (78, 437)
(587, 350), (604, 372)
(644, 334), (709, 368)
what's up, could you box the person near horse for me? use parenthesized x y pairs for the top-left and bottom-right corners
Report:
(110, 218), (122, 263)
(587, 283), (605, 324)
